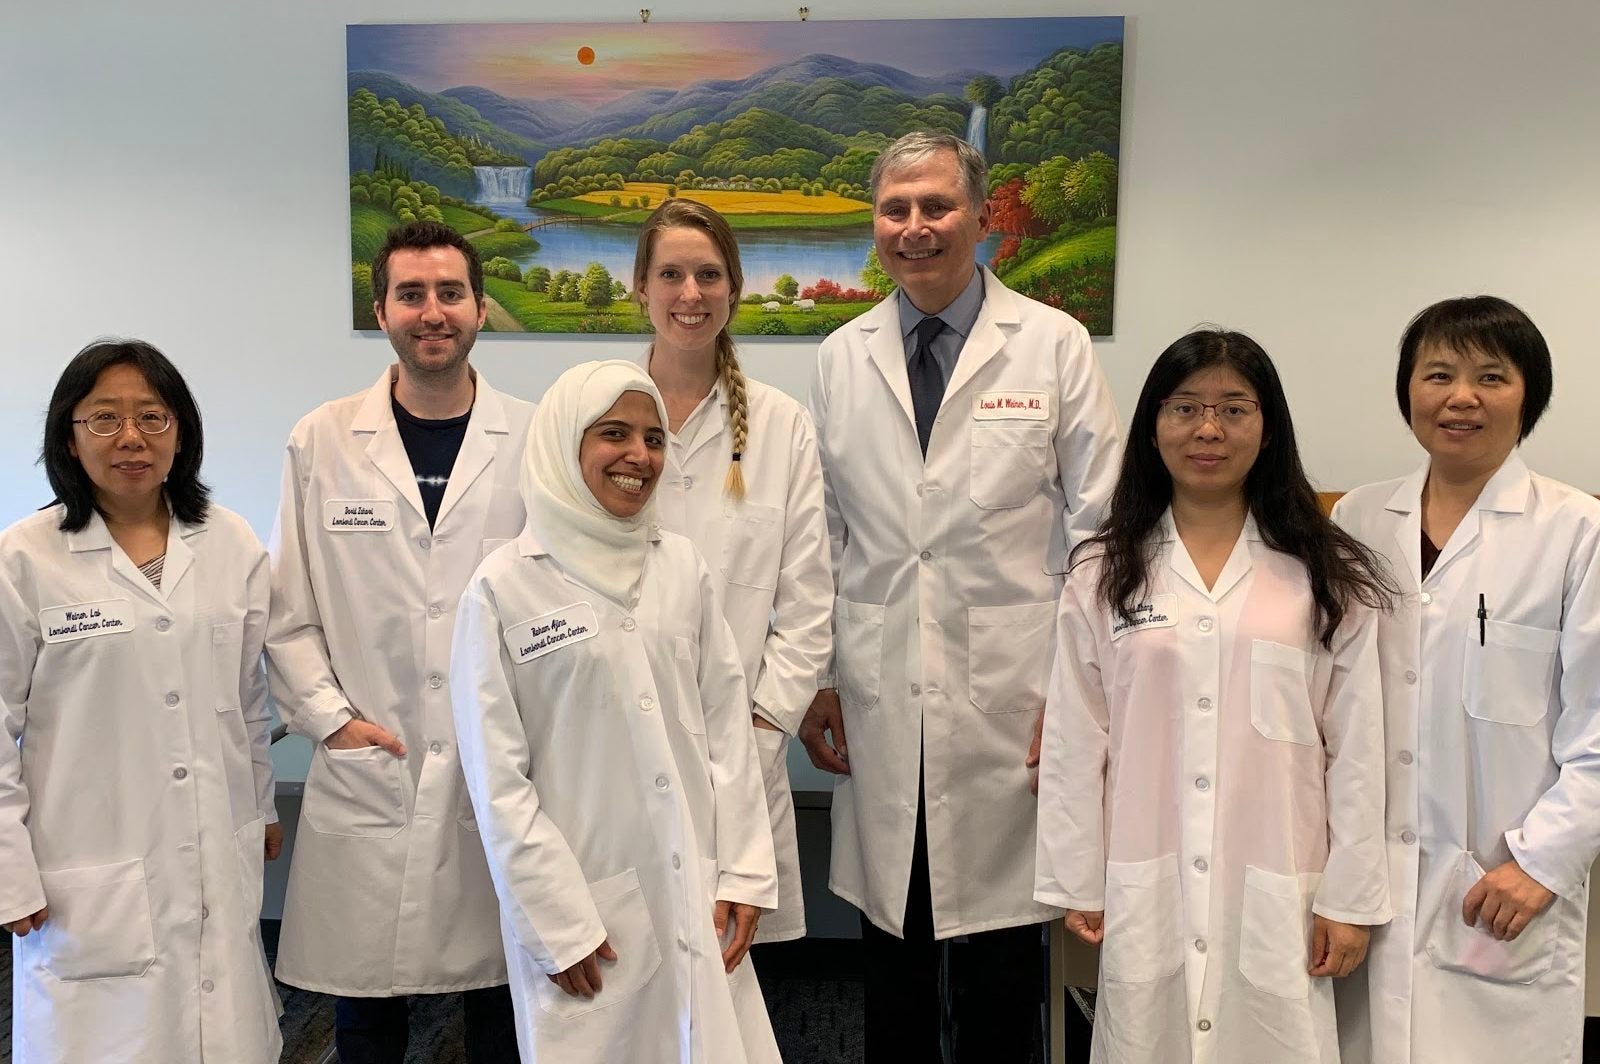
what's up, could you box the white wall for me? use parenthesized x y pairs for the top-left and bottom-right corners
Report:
(4, 0), (1599, 780)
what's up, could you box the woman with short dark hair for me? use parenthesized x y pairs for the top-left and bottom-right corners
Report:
(1333, 297), (1600, 1064)
(1035, 328), (1395, 1062)
(0, 339), (281, 1063)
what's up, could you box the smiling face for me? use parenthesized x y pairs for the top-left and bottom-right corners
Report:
(1154, 366), (1264, 506)
(1408, 342), (1524, 479)
(375, 246), (487, 379)
(68, 362), (180, 512)
(639, 225), (734, 360)
(873, 149), (991, 314)
(579, 390), (666, 518)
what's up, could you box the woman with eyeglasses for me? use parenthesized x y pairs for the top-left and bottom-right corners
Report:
(1033, 329), (1396, 1062)
(1331, 298), (1600, 1064)
(0, 339), (281, 1063)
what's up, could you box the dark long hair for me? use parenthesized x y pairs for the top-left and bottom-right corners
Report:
(41, 338), (210, 532)
(1073, 329), (1394, 648)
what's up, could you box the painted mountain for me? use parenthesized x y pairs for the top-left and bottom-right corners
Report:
(346, 18), (1125, 336)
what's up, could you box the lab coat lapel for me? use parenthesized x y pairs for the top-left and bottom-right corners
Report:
(938, 268), (1018, 409)
(1160, 511), (1212, 598)
(1430, 453), (1531, 579)
(1384, 463), (1428, 591)
(859, 300), (918, 434)
(353, 369), (428, 525)
(1159, 510), (1256, 601)
(69, 513), (166, 609)
(158, 519), (200, 599)
(434, 372), (506, 530)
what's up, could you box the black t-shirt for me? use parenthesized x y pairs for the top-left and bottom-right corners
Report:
(392, 397), (470, 530)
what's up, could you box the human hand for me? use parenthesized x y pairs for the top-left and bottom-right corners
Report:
(325, 718), (406, 757)
(1026, 706), (1046, 794)
(1064, 909), (1104, 946)
(264, 822), (285, 861)
(1463, 857), (1557, 941)
(798, 688), (848, 775)
(1308, 916), (1369, 977)
(715, 900), (761, 973)
(549, 939), (618, 998)
(3, 907), (49, 937)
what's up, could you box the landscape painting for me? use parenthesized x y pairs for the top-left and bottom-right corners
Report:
(347, 18), (1124, 336)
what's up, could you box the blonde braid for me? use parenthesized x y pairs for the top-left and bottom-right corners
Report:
(717, 340), (749, 499)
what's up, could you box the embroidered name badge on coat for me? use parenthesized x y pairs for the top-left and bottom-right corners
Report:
(40, 599), (136, 643)
(505, 602), (599, 664)
(323, 499), (397, 531)
(973, 391), (1050, 420)
(1109, 594), (1178, 642)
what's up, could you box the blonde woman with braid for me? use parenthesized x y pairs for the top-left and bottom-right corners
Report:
(633, 200), (833, 959)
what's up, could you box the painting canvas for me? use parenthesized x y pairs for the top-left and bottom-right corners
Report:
(347, 17), (1124, 337)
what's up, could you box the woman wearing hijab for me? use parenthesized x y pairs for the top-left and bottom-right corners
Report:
(449, 360), (781, 1062)
(1034, 329), (1394, 1062)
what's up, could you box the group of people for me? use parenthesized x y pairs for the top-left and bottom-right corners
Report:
(0, 128), (1593, 1064)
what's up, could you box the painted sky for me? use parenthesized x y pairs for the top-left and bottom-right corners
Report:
(346, 18), (1124, 106)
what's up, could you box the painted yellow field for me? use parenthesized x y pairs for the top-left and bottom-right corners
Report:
(573, 182), (867, 216)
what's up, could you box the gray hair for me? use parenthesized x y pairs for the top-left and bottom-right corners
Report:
(869, 131), (989, 211)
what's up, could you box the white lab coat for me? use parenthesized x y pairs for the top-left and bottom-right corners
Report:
(266, 367), (533, 995)
(649, 369), (833, 943)
(450, 528), (780, 1063)
(1332, 454), (1600, 1064)
(1035, 516), (1391, 1064)
(808, 267), (1121, 937)
(0, 505), (281, 1064)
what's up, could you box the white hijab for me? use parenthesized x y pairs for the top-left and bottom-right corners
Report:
(521, 360), (669, 610)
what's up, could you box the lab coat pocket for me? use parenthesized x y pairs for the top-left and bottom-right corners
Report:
(1238, 865), (1317, 999)
(968, 601), (1056, 714)
(722, 502), (784, 591)
(1249, 640), (1318, 746)
(1426, 850), (1556, 984)
(835, 599), (885, 709)
(1100, 855), (1183, 983)
(305, 745), (407, 838)
(234, 816), (267, 922)
(37, 858), (158, 981)
(537, 868), (662, 1020)
(1462, 620), (1559, 726)
(673, 635), (708, 735)
(969, 425), (1051, 510)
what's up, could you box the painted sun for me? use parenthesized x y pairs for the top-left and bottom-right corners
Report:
(577, 46), (595, 65)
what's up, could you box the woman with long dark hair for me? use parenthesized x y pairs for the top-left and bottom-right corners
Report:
(0, 339), (280, 1063)
(1332, 297), (1600, 1064)
(1034, 328), (1395, 1062)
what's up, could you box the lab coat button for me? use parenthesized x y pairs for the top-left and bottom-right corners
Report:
(678, 938), (689, 952)
(1420, 592), (1433, 605)
(156, 617), (171, 632)
(428, 606), (442, 619)
(1193, 858), (1208, 873)
(165, 692), (180, 707)
(682, 475), (694, 490)
(1198, 1020), (1212, 1032)
(915, 482), (926, 496)
(672, 853), (682, 869)
(655, 775), (670, 791)
(173, 767), (188, 780)
(201, 905), (209, 919)
(430, 742), (443, 754)
(640, 696), (656, 711)
(1197, 617), (1214, 633)
(1194, 777), (1209, 791)
(1404, 670), (1418, 685)
(202, 980), (214, 993)
(428, 674), (443, 689)
(1398, 750), (1414, 765)
(1197, 697), (1212, 711)
(1401, 830), (1417, 844)
(418, 537), (431, 550)
(1194, 938), (1207, 953)
(920, 550), (932, 561)
(622, 617), (636, 631)
(910, 683), (921, 696)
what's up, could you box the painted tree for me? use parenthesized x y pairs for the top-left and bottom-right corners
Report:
(579, 262), (616, 308)
(860, 246), (897, 298)
(1020, 157), (1075, 227)
(1065, 151), (1119, 219)
(987, 177), (1049, 239)
(965, 75), (1003, 108)
(774, 274), (799, 299)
